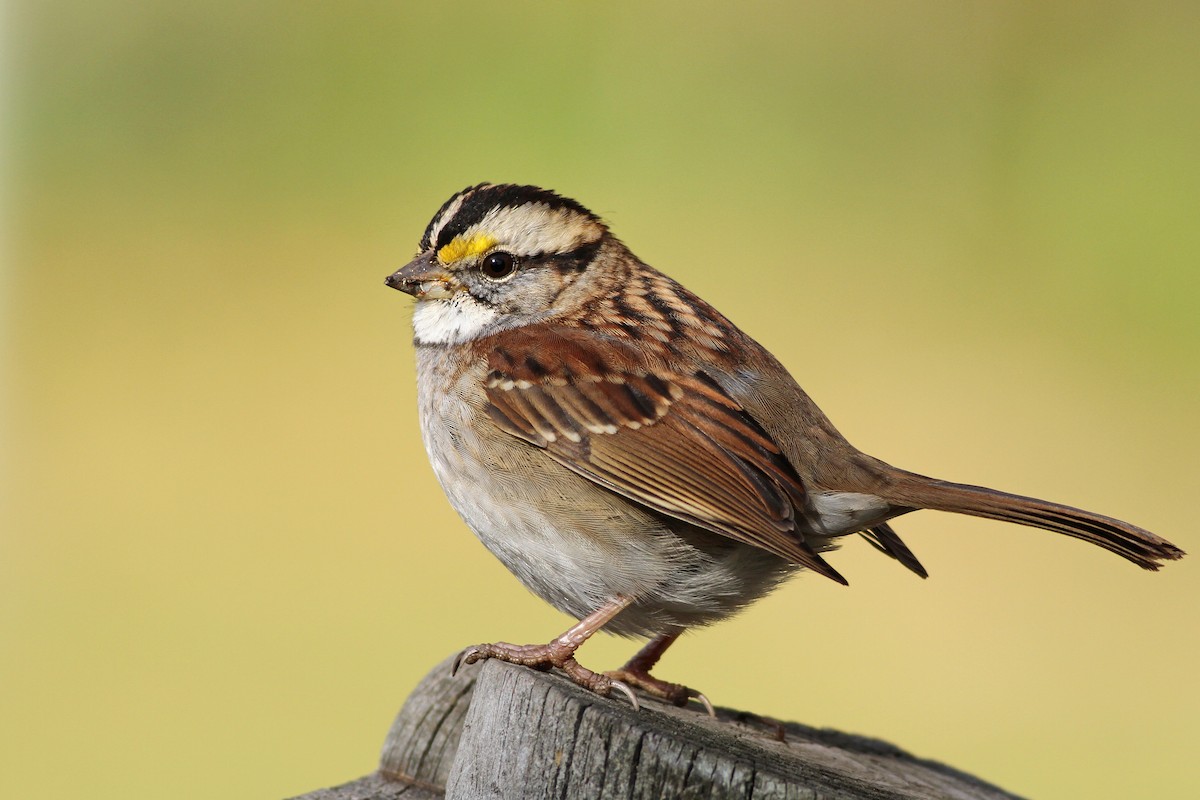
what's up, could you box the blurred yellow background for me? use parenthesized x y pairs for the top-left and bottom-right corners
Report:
(4, 2), (1197, 798)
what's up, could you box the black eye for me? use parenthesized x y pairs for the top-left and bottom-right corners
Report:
(480, 251), (517, 280)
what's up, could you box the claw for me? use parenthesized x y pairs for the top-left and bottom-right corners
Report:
(450, 646), (476, 677)
(609, 679), (640, 712)
(692, 691), (715, 718)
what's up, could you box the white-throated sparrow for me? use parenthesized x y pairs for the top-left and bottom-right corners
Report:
(386, 183), (1183, 709)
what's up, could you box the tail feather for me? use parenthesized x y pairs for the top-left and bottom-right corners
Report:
(883, 474), (1184, 571)
(860, 522), (929, 578)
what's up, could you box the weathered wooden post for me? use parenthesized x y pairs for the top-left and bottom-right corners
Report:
(292, 653), (1022, 800)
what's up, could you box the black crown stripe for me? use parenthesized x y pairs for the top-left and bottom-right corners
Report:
(418, 182), (486, 251)
(421, 184), (603, 252)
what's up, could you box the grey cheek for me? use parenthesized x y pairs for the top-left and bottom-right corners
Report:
(464, 281), (502, 308)
(494, 274), (552, 314)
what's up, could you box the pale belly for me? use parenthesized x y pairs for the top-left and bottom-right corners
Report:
(413, 346), (797, 638)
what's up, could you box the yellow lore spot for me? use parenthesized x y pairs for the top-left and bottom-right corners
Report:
(437, 234), (497, 264)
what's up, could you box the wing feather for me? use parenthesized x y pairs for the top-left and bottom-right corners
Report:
(481, 326), (847, 584)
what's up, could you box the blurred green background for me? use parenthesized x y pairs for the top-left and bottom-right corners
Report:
(4, 2), (1197, 798)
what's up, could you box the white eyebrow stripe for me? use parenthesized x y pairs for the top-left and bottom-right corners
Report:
(464, 202), (603, 258)
(426, 190), (471, 250)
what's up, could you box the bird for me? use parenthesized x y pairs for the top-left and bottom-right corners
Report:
(385, 182), (1184, 710)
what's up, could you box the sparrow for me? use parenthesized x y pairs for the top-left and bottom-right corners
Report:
(385, 183), (1183, 709)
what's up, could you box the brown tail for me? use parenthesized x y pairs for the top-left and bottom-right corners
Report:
(883, 472), (1184, 570)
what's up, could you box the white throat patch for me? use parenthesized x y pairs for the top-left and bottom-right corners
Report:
(412, 294), (500, 345)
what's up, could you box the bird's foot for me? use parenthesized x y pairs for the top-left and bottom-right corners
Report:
(452, 641), (640, 710)
(604, 666), (714, 717)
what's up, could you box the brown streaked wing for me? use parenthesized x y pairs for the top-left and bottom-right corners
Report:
(480, 326), (847, 584)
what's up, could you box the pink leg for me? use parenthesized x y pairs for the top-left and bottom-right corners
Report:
(606, 632), (714, 715)
(454, 596), (639, 706)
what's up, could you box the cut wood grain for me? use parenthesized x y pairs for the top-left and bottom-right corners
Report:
(290, 653), (1022, 800)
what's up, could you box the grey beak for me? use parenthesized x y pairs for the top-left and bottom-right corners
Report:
(385, 252), (446, 296)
